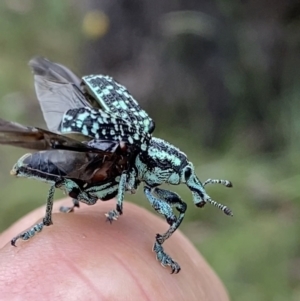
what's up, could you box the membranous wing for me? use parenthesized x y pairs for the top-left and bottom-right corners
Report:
(30, 57), (153, 150)
(82, 74), (155, 134)
(18, 144), (128, 184)
(29, 57), (91, 133)
(0, 118), (96, 152)
(0, 118), (130, 183)
(30, 57), (155, 137)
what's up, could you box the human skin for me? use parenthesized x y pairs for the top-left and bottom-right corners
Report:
(0, 199), (229, 301)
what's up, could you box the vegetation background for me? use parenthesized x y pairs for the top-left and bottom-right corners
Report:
(0, 1), (299, 300)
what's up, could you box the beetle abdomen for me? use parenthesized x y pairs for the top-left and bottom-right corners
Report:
(11, 152), (66, 183)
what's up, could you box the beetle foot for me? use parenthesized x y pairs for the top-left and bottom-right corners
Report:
(105, 209), (119, 223)
(59, 199), (80, 213)
(59, 204), (79, 213)
(59, 206), (74, 213)
(11, 221), (44, 246)
(153, 241), (181, 274)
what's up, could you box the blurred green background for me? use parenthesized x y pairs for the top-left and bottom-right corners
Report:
(0, 1), (300, 300)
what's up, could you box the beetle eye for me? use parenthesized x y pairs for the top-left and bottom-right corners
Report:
(184, 167), (191, 180)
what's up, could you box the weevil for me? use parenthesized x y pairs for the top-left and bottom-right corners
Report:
(0, 57), (233, 273)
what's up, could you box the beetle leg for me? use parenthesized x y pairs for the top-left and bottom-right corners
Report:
(144, 186), (187, 274)
(116, 172), (127, 214)
(152, 187), (187, 244)
(126, 168), (138, 193)
(76, 191), (98, 205)
(57, 178), (98, 212)
(105, 172), (127, 223)
(11, 185), (55, 246)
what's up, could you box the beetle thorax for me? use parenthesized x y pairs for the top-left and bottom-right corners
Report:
(135, 137), (189, 187)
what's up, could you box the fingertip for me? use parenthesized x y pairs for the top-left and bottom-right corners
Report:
(0, 199), (229, 301)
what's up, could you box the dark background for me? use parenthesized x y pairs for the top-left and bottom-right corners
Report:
(0, 1), (299, 300)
